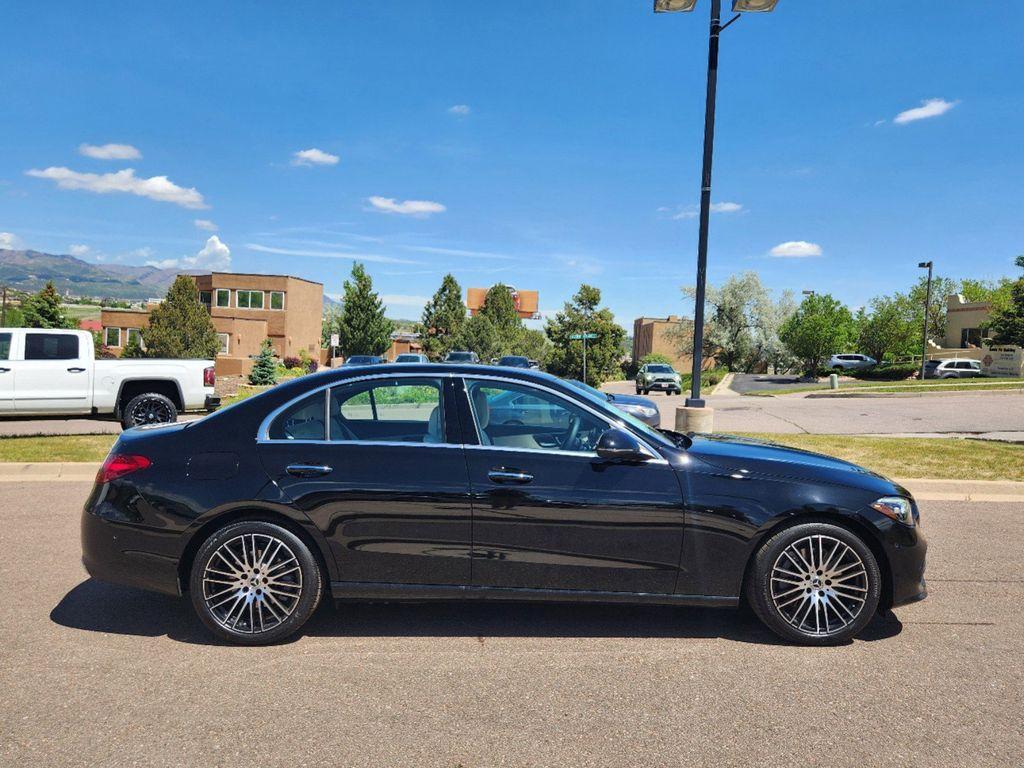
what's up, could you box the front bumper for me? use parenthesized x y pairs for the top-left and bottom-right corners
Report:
(883, 521), (928, 607)
(642, 379), (680, 391)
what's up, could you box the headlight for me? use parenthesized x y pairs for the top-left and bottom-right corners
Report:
(871, 496), (915, 527)
(622, 404), (657, 419)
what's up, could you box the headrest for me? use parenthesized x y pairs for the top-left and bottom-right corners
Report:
(472, 387), (490, 429)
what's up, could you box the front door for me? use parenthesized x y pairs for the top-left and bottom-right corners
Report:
(257, 375), (473, 586)
(12, 331), (92, 413)
(458, 377), (685, 594)
(0, 332), (12, 410)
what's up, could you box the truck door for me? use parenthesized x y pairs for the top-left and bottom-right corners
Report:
(0, 332), (12, 411)
(11, 331), (93, 413)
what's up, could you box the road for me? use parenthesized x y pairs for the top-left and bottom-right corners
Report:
(603, 379), (1024, 435)
(2, 482), (1021, 767)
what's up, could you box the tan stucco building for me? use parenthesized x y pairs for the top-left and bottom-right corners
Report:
(929, 294), (1022, 377)
(101, 272), (323, 376)
(632, 315), (696, 372)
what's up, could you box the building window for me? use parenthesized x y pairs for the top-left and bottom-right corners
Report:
(104, 327), (121, 347)
(127, 328), (143, 347)
(217, 333), (230, 355)
(215, 288), (231, 308)
(236, 290), (264, 309)
(270, 291), (285, 310)
(199, 291), (212, 309)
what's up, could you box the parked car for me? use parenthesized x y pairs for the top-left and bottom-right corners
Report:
(82, 363), (926, 646)
(341, 355), (383, 366)
(442, 350), (480, 364)
(496, 355), (531, 368)
(923, 359), (983, 379)
(566, 379), (660, 428)
(828, 354), (877, 371)
(393, 353), (429, 364)
(635, 363), (682, 395)
(528, 360), (540, 370)
(0, 328), (217, 428)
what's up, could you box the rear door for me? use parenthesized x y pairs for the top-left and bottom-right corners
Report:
(11, 332), (92, 413)
(256, 374), (473, 586)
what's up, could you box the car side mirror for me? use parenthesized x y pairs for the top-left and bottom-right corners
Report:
(595, 428), (649, 462)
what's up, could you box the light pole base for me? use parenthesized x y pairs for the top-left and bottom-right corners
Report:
(675, 405), (715, 434)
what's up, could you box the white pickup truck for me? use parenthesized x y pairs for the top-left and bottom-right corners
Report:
(0, 328), (220, 428)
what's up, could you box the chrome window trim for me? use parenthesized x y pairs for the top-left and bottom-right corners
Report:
(257, 371), (454, 444)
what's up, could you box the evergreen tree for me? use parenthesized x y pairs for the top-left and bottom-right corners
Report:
(22, 281), (73, 328)
(143, 276), (219, 359)
(456, 313), (501, 361)
(418, 274), (466, 360)
(544, 284), (626, 386)
(479, 283), (521, 345)
(248, 339), (278, 385)
(986, 255), (1024, 347)
(121, 333), (146, 358)
(337, 263), (394, 356)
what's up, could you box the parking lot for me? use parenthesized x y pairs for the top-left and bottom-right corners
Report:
(2, 482), (1021, 767)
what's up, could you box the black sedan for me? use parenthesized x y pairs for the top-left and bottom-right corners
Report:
(82, 364), (926, 645)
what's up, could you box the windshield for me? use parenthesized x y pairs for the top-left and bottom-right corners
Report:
(395, 355), (420, 362)
(347, 356), (375, 364)
(563, 380), (673, 449)
(447, 352), (473, 361)
(499, 356), (529, 365)
(647, 365), (674, 374)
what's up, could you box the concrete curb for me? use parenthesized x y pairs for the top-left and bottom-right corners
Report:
(0, 462), (100, 482)
(805, 387), (1024, 399)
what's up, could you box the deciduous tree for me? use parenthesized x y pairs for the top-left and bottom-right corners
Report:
(779, 293), (856, 376)
(545, 284), (625, 386)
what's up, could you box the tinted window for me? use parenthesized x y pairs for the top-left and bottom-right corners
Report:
(466, 379), (606, 452)
(268, 391), (326, 440)
(330, 377), (445, 443)
(25, 333), (80, 360)
(0, 333), (10, 360)
(646, 364), (674, 374)
(498, 356), (529, 366)
(446, 352), (474, 361)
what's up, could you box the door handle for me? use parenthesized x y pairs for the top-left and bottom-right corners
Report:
(0, 367), (9, 373)
(67, 367), (86, 373)
(488, 468), (534, 485)
(286, 464), (333, 478)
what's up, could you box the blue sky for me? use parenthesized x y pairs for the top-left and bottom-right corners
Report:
(2, 1), (1022, 324)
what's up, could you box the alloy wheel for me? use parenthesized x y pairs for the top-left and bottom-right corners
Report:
(129, 396), (172, 425)
(202, 533), (303, 635)
(769, 534), (868, 637)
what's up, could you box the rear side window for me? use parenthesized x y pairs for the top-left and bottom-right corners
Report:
(267, 391), (326, 440)
(0, 333), (10, 360)
(24, 333), (79, 360)
(329, 377), (445, 443)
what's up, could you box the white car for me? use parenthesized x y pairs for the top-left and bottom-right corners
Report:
(828, 354), (877, 371)
(0, 328), (218, 428)
(923, 359), (983, 379)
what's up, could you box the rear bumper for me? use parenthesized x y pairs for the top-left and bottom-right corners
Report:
(81, 504), (181, 596)
(204, 395), (221, 412)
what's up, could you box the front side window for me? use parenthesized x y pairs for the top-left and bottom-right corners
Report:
(465, 379), (606, 452)
(237, 290), (264, 309)
(268, 391), (326, 440)
(104, 327), (121, 347)
(270, 291), (284, 310)
(215, 288), (231, 308)
(0, 332), (10, 360)
(25, 333), (80, 361)
(330, 377), (445, 443)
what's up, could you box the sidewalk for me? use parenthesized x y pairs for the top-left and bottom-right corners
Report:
(3, 461), (1022, 502)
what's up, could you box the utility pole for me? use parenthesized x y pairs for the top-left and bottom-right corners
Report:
(918, 261), (934, 380)
(1, 286), (7, 326)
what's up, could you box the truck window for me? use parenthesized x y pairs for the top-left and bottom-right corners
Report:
(0, 333), (10, 360)
(24, 333), (80, 361)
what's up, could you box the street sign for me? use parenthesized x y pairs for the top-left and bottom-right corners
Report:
(569, 332), (598, 340)
(330, 333), (339, 347)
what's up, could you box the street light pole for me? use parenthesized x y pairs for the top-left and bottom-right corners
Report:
(918, 261), (933, 380)
(684, 0), (723, 409)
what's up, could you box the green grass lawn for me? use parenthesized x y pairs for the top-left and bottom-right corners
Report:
(60, 304), (102, 321)
(1, 430), (1021, 481)
(746, 378), (1024, 396)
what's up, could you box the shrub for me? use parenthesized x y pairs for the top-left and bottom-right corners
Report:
(847, 364), (918, 381)
(248, 340), (278, 386)
(283, 356), (302, 370)
(307, 360), (319, 373)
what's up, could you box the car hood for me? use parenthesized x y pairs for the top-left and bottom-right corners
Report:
(609, 393), (658, 409)
(685, 433), (906, 496)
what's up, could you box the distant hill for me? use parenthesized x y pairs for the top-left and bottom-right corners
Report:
(0, 250), (337, 312)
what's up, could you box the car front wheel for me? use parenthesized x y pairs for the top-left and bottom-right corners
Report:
(189, 520), (323, 645)
(746, 521), (881, 645)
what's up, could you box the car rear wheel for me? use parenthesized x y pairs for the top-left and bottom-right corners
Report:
(121, 392), (177, 429)
(746, 521), (881, 645)
(189, 520), (323, 645)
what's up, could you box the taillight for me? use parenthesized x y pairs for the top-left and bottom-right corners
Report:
(203, 366), (216, 387)
(96, 453), (152, 484)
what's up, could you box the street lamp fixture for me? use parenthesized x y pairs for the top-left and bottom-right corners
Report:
(802, 290), (815, 297)
(918, 261), (934, 380)
(653, 0), (779, 410)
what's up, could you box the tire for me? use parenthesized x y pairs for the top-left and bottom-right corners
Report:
(745, 521), (881, 645)
(121, 392), (177, 429)
(189, 520), (323, 645)
(635, 387), (641, 395)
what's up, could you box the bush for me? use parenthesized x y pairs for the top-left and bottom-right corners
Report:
(283, 356), (302, 369)
(306, 360), (319, 373)
(847, 364), (918, 381)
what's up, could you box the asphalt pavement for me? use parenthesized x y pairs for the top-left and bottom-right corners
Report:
(2, 482), (1021, 767)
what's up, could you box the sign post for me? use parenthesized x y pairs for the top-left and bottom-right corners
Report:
(330, 333), (339, 365)
(569, 332), (599, 384)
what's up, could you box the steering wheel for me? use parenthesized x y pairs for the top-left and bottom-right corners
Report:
(560, 414), (581, 450)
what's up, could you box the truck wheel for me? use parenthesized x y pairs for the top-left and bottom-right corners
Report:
(121, 392), (178, 429)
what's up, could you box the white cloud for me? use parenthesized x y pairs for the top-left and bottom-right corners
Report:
(893, 98), (958, 125)
(291, 148), (340, 167)
(146, 236), (231, 271)
(770, 241), (823, 258)
(78, 142), (142, 160)
(380, 294), (431, 311)
(662, 201), (744, 220)
(25, 167), (208, 209)
(447, 104), (471, 116)
(194, 219), (218, 231)
(245, 243), (419, 265)
(400, 244), (514, 260)
(366, 196), (446, 217)
(68, 244), (90, 256)
(0, 232), (19, 249)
